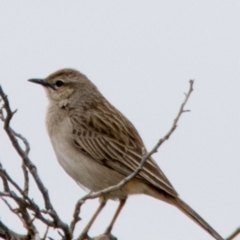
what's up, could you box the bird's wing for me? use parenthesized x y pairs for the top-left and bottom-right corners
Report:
(69, 101), (178, 197)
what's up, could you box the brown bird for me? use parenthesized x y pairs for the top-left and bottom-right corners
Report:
(29, 68), (223, 240)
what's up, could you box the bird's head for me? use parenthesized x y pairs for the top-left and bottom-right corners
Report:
(28, 68), (98, 104)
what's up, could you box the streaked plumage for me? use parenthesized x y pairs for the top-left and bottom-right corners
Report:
(29, 68), (223, 240)
(69, 99), (177, 197)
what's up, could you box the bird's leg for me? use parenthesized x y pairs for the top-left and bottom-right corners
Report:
(79, 197), (107, 240)
(104, 198), (126, 235)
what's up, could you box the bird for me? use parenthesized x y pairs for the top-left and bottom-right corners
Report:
(28, 68), (223, 240)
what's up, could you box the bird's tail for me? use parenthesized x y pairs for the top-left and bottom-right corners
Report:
(175, 198), (224, 240)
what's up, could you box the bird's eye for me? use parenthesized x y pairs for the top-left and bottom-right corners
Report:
(55, 80), (64, 87)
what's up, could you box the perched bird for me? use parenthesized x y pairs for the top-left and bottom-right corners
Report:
(29, 68), (223, 240)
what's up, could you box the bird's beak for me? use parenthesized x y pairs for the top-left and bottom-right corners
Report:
(28, 79), (55, 90)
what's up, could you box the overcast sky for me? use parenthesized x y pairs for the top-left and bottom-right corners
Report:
(0, 1), (240, 240)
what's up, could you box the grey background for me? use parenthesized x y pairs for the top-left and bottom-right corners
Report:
(0, 1), (239, 239)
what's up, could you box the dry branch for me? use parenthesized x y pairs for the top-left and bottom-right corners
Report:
(0, 85), (70, 239)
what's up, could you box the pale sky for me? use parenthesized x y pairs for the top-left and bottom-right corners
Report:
(0, 1), (240, 240)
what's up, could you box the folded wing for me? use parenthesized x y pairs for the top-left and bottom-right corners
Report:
(69, 101), (178, 197)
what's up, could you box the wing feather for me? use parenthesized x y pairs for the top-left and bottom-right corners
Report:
(70, 101), (178, 197)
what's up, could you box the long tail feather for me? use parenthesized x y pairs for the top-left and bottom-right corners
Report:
(175, 198), (224, 240)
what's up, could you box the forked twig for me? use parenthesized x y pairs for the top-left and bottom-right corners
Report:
(0, 85), (71, 239)
(83, 80), (193, 199)
(71, 80), (194, 233)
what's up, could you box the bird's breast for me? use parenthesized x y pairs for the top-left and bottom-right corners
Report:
(46, 112), (129, 198)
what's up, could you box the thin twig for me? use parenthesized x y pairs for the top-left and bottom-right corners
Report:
(79, 80), (194, 201)
(0, 163), (26, 197)
(71, 80), (194, 235)
(0, 220), (27, 240)
(0, 192), (37, 238)
(70, 199), (84, 234)
(42, 225), (49, 240)
(21, 164), (29, 197)
(0, 85), (71, 239)
(0, 166), (54, 227)
(0, 165), (11, 192)
(226, 227), (240, 240)
(11, 128), (30, 155)
(1, 197), (19, 216)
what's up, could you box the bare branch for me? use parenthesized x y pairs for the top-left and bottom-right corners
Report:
(1, 197), (19, 217)
(77, 80), (194, 201)
(11, 128), (30, 155)
(70, 80), (195, 238)
(0, 220), (28, 240)
(42, 225), (49, 240)
(0, 85), (71, 239)
(0, 165), (56, 228)
(226, 227), (240, 240)
(21, 164), (29, 197)
(0, 192), (38, 239)
(0, 163), (26, 197)
(70, 199), (84, 234)
(0, 166), (11, 193)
